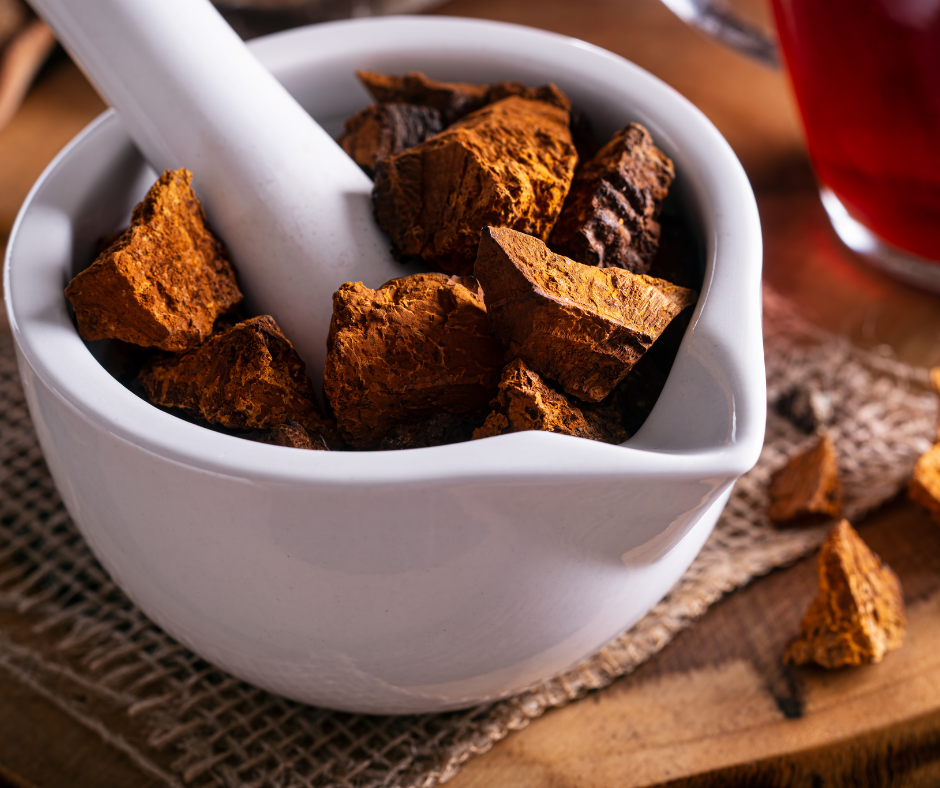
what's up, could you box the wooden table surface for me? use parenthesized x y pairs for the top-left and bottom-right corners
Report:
(3, 1), (940, 786)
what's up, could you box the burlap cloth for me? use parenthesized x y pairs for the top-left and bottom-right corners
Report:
(0, 288), (936, 788)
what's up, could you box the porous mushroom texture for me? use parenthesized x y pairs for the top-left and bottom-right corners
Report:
(356, 69), (490, 125)
(139, 315), (336, 443)
(372, 96), (577, 275)
(767, 434), (843, 526)
(356, 69), (570, 125)
(784, 520), (905, 668)
(339, 103), (444, 177)
(473, 358), (627, 444)
(263, 420), (327, 451)
(550, 123), (675, 273)
(474, 227), (697, 402)
(324, 273), (504, 449)
(65, 168), (242, 351)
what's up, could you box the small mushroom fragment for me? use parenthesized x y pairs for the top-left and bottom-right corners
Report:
(356, 69), (489, 125)
(139, 316), (334, 440)
(373, 97), (577, 275)
(378, 412), (482, 450)
(784, 520), (905, 668)
(324, 273), (504, 449)
(356, 69), (570, 125)
(239, 419), (331, 450)
(263, 420), (327, 450)
(909, 443), (940, 526)
(474, 227), (697, 402)
(774, 383), (835, 435)
(550, 123), (675, 273)
(356, 69), (599, 162)
(65, 169), (242, 351)
(339, 103), (444, 177)
(767, 435), (843, 526)
(473, 359), (627, 444)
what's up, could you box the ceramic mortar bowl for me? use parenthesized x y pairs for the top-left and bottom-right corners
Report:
(4, 17), (764, 714)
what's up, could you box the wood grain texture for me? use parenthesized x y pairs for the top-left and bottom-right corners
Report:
(448, 502), (940, 788)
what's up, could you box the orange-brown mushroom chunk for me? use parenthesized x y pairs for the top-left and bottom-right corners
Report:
(550, 123), (675, 273)
(324, 273), (504, 448)
(784, 520), (905, 668)
(909, 443), (940, 526)
(339, 103), (444, 177)
(356, 69), (570, 124)
(373, 96), (577, 276)
(65, 169), (242, 351)
(767, 435), (843, 526)
(139, 316), (328, 436)
(474, 227), (697, 402)
(473, 359), (627, 444)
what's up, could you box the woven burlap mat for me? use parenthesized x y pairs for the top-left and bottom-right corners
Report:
(0, 288), (936, 788)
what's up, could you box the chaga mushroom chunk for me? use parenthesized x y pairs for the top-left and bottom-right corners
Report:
(324, 273), (504, 449)
(139, 315), (332, 438)
(473, 359), (627, 444)
(378, 412), (482, 451)
(373, 96), (577, 276)
(264, 420), (328, 450)
(65, 169), (242, 351)
(356, 69), (570, 125)
(355, 69), (597, 161)
(550, 123), (675, 273)
(784, 520), (905, 668)
(767, 435), (843, 527)
(910, 443), (940, 526)
(357, 69), (489, 125)
(339, 103), (444, 177)
(474, 227), (697, 403)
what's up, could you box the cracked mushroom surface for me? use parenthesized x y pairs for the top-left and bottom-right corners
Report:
(139, 315), (337, 444)
(324, 273), (503, 449)
(373, 96), (577, 275)
(473, 358), (627, 444)
(784, 520), (905, 669)
(550, 123), (674, 273)
(65, 168), (242, 351)
(474, 227), (696, 403)
(767, 434), (843, 526)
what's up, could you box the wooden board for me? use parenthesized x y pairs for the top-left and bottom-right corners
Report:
(2, 1), (940, 786)
(448, 499), (940, 788)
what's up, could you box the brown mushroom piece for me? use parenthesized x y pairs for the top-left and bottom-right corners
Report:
(373, 96), (577, 276)
(473, 358), (627, 444)
(65, 168), (242, 351)
(784, 520), (905, 668)
(338, 103), (443, 177)
(324, 273), (503, 449)
(767, 434), (843, 526)
(474, 227), (697, 403)
(139, 315), (337, 444)
(550, 123), (675, 273)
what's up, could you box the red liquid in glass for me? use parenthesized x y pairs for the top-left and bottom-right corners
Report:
(771, 0), (940, 261)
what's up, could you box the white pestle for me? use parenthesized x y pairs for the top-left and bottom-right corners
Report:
(30, 0), (402, 390)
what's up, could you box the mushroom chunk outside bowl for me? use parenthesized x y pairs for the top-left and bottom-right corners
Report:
(3, 16), (764, 714)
